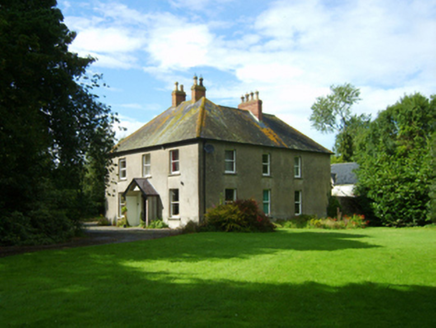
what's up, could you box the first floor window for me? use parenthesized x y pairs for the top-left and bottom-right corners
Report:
(294, 156), (301, 178)
(294, 191), (302, 215)
(170, 150), (180, 174)
(119, 194), (126, 217)
(262, 154), (270, 176)
(263, 190), (271, 215)
(119, 158), (127, 180)
(170, 189), (180, 217)
(225, 188), (236, 203)
(225, 150), (235, 173)
(143, 153), (151, 177)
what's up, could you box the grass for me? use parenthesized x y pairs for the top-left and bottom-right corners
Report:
(1, 227), (436, 327)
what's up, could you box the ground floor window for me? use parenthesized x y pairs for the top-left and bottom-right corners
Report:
(119, 194), (126, 217)
(263, 190), (271, 215)
(170, 189), (180, 217)
(294, 190), (302, 215)
(225, 188), (236, 203)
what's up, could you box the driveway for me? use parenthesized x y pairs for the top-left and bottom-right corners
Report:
(0, 222), (181, 258)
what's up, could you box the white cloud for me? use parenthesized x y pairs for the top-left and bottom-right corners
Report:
(146, 17), (213, 70)
(113, 115), (147, 140)
(62, 0), (436, 149)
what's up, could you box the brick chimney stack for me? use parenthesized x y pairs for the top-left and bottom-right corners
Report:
(191, 75), (206, 102)
(172, 82), (186, 107)
(238, 90), (263, 121)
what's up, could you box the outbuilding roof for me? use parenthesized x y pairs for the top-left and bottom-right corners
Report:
(114, 97), (331, 154)
(331, 162), (359, 185)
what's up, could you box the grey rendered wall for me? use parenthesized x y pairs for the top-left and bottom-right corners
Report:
(105, 142), (201, 228)
(203, 141), (330, 219)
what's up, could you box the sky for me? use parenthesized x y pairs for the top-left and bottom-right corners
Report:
(58, 0), (436, 150)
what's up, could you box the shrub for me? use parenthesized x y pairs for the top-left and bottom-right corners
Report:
(327, 195), (342, 218)
(147, 219), (168, 229)
(116, 217), (129, 228)
(204, 198), (275, 232)
(275, 214), (368, 230)
(182, 220), (200, 234)
(97, 215), (110, 226)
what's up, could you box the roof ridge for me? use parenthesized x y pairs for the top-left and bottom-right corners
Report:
(195, 97), (207, 138)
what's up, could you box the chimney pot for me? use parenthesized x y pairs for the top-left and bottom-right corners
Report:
(238, 89), (263, 121)
(191, 75), (206, 102)
(172, 81), (186, 107)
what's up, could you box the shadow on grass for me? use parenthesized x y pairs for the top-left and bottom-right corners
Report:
(101, 230), (381, 263)
(3, 259), (435, 327)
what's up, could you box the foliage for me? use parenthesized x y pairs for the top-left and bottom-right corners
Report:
(356, 93), (436, 227)
(275, 214), (368, 230)
(146, 219), (169, 229)
(327, 195), (342, 218)
(204, 199), (275, 232)
(0, 1), (118, 245)
(182, 220), (201, 234)
(97, 215), (110, 226)
(116, 217), (129, 228)
(310, 83), (370, 161)
(428, 133), (436, 223)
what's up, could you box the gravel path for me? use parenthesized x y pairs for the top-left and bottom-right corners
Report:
(0, 222), (181, 258)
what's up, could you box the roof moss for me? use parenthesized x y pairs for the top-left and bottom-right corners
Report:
(114, 98), (331, 154)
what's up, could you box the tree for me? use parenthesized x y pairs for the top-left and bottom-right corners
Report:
(310, 83), (370, 162)
(355, 93), (436, 227)
(427, 132), (436, 223)
(0, 0), (118, 245)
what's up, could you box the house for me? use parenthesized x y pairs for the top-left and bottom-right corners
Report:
(331, 162), (360, 214)
(105, 77), (332, 228)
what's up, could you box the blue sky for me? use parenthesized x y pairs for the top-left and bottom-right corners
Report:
(59, 0), (436, 150)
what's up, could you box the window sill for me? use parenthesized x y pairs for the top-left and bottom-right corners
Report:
(224, 172), (237, 175)
(169, 217), (181, 220)
(169, 173), (181, 177)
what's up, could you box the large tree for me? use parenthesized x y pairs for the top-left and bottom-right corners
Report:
(355, 93), (436, 227)
(0, 0), (117, 245)
(310, 83), (370, 162)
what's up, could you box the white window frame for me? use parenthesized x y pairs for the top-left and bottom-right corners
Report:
(224, 188), (236, 204)
(294, 156), (301, 178)
(119, 158), (127, 180)
(170, 189), (180, 218)
(170, 150), (180, 174)
(119, 194), (126, 218)
(262, 153), (270, 176)
(142, 153), (151, 177)
(263, 189), (271, 215)
(225, 150), (236, 174)
(294, 190), (302, 216)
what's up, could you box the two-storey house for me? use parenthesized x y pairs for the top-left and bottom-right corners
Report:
(106, 77), (331, 228)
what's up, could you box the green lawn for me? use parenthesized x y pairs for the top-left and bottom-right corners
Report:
(1, 228), (436, 327)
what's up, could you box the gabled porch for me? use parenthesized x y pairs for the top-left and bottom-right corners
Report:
(123, 178), (161, 227)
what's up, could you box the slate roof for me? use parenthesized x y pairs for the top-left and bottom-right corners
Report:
(115, 97), (331, 154)
(123, 178), (159, 197)
(331, 163), (359, 185)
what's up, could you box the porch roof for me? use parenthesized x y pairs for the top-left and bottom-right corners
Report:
(123, 178), (159, 197)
